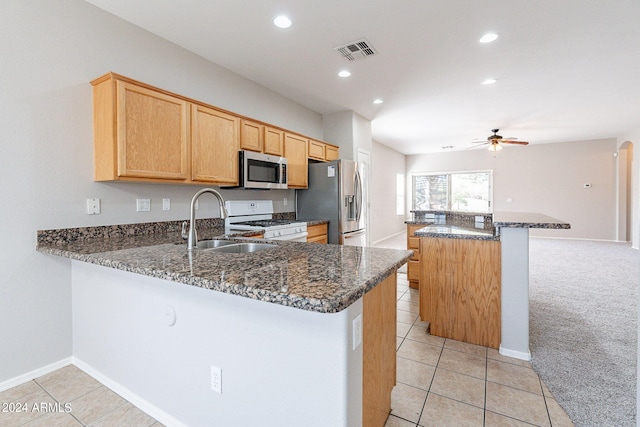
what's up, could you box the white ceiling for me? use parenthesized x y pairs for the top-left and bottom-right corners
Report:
(85, 0), (640, 154)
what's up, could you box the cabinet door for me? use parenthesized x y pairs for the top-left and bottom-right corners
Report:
(116, 81), (189, 180)
(308, 140), (325, 161)
(306, 223), (328, 244)
(325, 144), (339, 161)
(191, 104), (240, 185)
(264, 126), (284, 156)
(284, 133), (308, 188)
(240, 119), (263, 152)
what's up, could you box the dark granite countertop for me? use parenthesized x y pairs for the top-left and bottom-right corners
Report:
(304, 219), (330, 226)
(412, 224), (498, 240)
(36, 222), (411, 314)
(492, 212), (571, 229)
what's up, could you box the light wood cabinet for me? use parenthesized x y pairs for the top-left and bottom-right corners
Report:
(363, 273), (397, 427)
(420, 237), (501, 349)
(240, 119), (263, 153)
(284, 133), (308, 188)
(93, 77), (189, 182)
(325, 144), (339, 161)
(191, 104), (240, 185)
(92, 72), (339, 188)
(308, 140), (326, 161)
(264, 126), (284, 156)
(309, 139), (339, 162)
(306, 223), (328, 244)
(406, 224), (423, 289)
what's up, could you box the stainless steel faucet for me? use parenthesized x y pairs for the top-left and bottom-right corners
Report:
(187, 188), (227, 250)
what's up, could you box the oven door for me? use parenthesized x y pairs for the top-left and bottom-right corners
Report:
(241, 151), (287, 189)
(267, 232), (309, 242)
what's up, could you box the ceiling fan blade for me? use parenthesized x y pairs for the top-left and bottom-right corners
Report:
(503, 137), (518, 141)
(466, 142), (489, 149)
(502, 140), (529, 145)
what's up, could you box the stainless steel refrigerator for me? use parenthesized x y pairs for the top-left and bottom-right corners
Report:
(296, 159), (366, 246)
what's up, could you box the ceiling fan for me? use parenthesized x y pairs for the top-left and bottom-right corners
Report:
(472, 129), (529, 151)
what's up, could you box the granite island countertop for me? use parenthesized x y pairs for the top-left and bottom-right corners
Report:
(412, 224), (498, 240)
(37, 222), (412, 314)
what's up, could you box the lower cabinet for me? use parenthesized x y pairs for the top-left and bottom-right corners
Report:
(406, 224), (423, 289)
(306, 223), (328, 243)
(420, 237), (501, 349)
(363, 273), (397, 426)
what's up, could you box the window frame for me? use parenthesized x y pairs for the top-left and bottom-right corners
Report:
(411, 169), (494, 213)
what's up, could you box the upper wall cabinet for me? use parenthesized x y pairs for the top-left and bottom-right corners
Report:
(309, 139), (339, 162)
(240, 121), (285, 157)
(264, 126), (284, 156)
(191, 105), (240, 185)
(93, 77), (189, 182)
(240, 119), (264, 153)
(92, 72), (337, 187)
(284, 133), (309, 189)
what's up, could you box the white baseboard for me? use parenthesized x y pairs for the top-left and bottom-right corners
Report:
(499, 345), (531, 361)
(371, 230), (406, 246)
(72, 357), (187, 427)
(0, 357), (73, 392)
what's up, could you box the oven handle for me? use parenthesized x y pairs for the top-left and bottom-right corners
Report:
(266, 232), (309, 241)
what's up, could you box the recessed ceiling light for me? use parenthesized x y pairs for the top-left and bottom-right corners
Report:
(338, 70), (351, 78)
(479, 33), (498, 43)
(482, 78), (497, 85)
(273, 15), (292, 29)
(373, 98), (383, 104)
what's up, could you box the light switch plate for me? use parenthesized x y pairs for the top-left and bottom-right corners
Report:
(136, 198), (151, 212)
(86, 198), (100, 215)
(352, 314), (362, 350)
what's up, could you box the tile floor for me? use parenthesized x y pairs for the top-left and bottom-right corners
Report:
(0, 272), (574, 427)
(388, 273), (574, 427)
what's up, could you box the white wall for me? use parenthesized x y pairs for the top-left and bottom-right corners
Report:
(72, 262), (362, 427)
(618, 128), (640, 249)
(406, 139), (619, 240)
(0, 0), (323, 384)
(370, 141), (407, 243)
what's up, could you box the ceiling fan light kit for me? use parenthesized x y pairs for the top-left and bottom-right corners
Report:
(471, 128), (530, 151)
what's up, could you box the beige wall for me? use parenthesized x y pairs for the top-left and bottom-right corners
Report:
(370, 141), (407, 243)
(406, 139), (619, 240)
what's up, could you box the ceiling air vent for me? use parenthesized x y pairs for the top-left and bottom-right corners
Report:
(334, 39), (378, 61)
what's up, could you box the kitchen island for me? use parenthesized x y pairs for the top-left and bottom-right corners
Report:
(37, 221), (411, 427)
(408, 211), (569, 360)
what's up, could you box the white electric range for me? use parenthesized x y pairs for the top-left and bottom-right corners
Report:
(224, 200), (308, 242)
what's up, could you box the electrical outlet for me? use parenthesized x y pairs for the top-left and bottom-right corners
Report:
(211, 366), (222, 394)
(283, 197), (288, 206)
(352, 314), (362, 350)
(86, 198), (100, 215)
(163, 198), (171, 210)
(136, 198), (151, 212)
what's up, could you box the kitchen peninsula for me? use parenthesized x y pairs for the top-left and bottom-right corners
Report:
(37, 222), (412, 427)
(407, 210), (570, 360)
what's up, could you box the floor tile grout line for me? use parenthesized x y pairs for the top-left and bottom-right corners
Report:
(539, 376), (554, 427)
(32, 379), (85, 426)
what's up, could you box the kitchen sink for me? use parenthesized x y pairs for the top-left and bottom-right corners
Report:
(206, 242), (276, 254)
(196, 239), (238, 249)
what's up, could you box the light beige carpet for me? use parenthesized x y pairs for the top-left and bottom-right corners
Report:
(529, 238), (638, 427)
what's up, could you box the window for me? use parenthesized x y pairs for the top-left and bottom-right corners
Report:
(412, 170), (492, 212)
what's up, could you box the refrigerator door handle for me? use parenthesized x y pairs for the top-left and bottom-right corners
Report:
(354, 169), (363, 222)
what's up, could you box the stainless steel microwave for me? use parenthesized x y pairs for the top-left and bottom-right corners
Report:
(235, 150), (287, 190)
